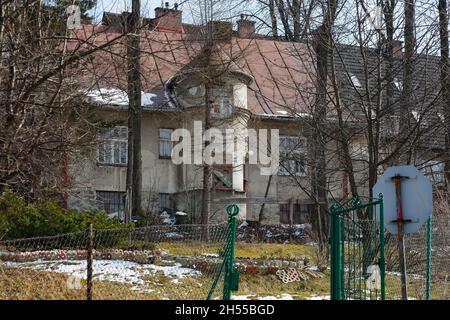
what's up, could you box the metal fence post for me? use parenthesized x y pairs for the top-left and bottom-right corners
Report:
(378, 194), (386, 300)
(223, 204), (239, 300)
(426, 215), (432, 300)
(330, 204), (342, 300)
(86, 223), (93, 300)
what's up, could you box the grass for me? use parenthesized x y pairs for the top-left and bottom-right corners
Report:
(156, 242), (314, 260)
(0, 264), (328, 300)
(234, 272), (330, 300)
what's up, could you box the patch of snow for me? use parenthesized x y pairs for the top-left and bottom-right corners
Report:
(141, 92), (157, 106)
(86, 88), (157, 107)
(160, 211), (170, 218)
(305, 265), (319, 271)
(232, 295), (252, 300)
(307, 295), (330, 300)
(4, 259), (201, 293)
(232, 294), (296, 300)
(165, 232), (183, 238)
(175, 211), (187, 216)
(259, 294), (294, 300)
(86, 88), (128, 105)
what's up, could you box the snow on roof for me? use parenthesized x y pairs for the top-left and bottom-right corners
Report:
(86, 88), (157, 107)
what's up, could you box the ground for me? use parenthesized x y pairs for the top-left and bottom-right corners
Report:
(1, 242), (444, 300)
(0, 243), (330, 300)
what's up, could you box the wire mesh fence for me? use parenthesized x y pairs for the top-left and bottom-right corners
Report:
(331, 194), (450, 301)
(0, 223), (231, 300)
(384, 213), (450, 300)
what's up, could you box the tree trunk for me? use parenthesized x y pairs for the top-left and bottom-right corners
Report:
(268, 0), (278, 38)
(126, 0), (142, 220)
(276, 0), (293, 40)
(399, 0), (416, 164)
(291, 0), (301, 40)
(258, 174), (273, 224)
(438, 0), (450, 187)
(311, 0), (338, 247)
(200, 83), (213, 226)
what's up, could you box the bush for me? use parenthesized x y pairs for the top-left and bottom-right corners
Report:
(0, 191), (134, 240)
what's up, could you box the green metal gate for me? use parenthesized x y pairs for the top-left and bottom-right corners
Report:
(330, 195), (385, 300)
(207, 204), (240, 300)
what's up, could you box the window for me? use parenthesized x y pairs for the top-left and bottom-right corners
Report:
(97, 126), (128, 165)
(159, 193), (174, 211)
(381, 115), (400, 137)
(278, 136), (307, 176)
(422, 160), (445, 186)
(350, 141), (369, 161)
(279, 202), (312, 224)
(279, 204), (289, 224)
(159, 129), (173, 158)
(96, 191), (126, 219)
(212, 165), (233, 190)
(349, 74), (362, 88)
(394, 78), (403, 91)
(212, 86), (233, 117)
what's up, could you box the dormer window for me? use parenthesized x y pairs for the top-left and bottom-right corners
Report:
(187, 84), (205, 98)
(212, 86), (233, 117)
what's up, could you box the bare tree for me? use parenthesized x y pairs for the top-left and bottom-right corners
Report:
(438, 0), (450, 187)
(0, 1), (129, 201)
(126, 0), (143, 220)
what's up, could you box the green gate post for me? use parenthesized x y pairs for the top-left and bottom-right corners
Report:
(426, 215), (432, 300)
(330, 204), (343, 300)
(378, 194), (386, 300)
(223, 204), (239, 300)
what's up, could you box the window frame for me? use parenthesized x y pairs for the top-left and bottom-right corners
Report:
(278, 136), (307, 177)
(96, 190), (126, 219)
(159, 193), (174, 211)
(159, 128), (174, 159)
(97, 126), (128, 166)
(211, 86), (234, 118)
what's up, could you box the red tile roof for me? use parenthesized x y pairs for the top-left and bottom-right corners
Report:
(73, 25), (316, 115)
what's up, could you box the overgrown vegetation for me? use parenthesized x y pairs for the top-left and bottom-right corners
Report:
(0, 191), (133, 240)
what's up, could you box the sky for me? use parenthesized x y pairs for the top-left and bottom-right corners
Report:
(87, 0), (442, 55)
(88, 0), (254, 24)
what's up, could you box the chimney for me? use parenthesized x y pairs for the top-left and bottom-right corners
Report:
(154, 2), (183, 33)
(237, 14), (255, 38)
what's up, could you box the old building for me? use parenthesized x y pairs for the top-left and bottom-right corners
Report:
(67, 5), (447, 225)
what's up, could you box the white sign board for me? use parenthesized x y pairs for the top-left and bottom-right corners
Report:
(373, 165), (432, 234)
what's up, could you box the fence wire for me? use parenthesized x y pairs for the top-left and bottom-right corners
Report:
(0, 223), (229, 300)
(384, 213), (450, 300)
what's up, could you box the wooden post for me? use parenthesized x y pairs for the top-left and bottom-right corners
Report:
(86, 223), (93, 300)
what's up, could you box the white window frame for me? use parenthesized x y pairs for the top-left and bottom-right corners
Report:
(159, 128), (174, 158)
(278, 136), (307, 176)
(97, 126), (128, 165)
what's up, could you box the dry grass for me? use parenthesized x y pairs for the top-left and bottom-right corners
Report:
(0, 265), (327, 300)
(157, 242), (314, 260)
